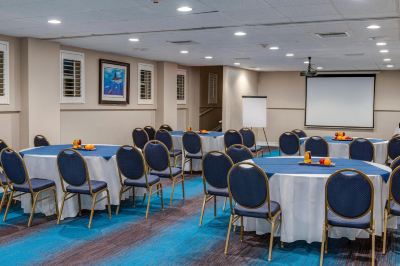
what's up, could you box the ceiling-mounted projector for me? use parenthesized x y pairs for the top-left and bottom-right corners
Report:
(300, 57), (318, 77)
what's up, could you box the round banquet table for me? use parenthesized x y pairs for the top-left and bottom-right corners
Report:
(170, 131), (225, 171)
(242, 156), (393, 243)
(298, 136), (388, 164)
(19, 144), (135, 220)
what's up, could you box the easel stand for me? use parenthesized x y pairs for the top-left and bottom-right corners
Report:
(262, 128), (271, 153)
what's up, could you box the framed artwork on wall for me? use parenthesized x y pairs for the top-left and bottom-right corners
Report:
(99, 59), (130, 104)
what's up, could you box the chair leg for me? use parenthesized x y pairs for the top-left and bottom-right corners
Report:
(53, 188), (59, 218)
(159, 183), (164, 210)
(324, 228), (328, 253)
(181, 174), (185, 200)
(0, 185), (8, 213)
(145, 186), (153, 220)
(132, 187), (136, 207)
(142, 193), (147, 204)
(199, 195), (207, 226)
(106, 189), (112, 220)
(320, 223), (326, 266)
(88, 192), (98, 229)
(224, 214), (234, 255)
(190, 159), (193, 175)
(28, 192), (40, 227)
(383, 209), (388, 254)
(371, 222), (375, 266)
(268, 218), (276, 261)
(240, 216), (244, 242)
(214, 196), (217, 217)
(116, 187), (124, 215)
(57, 193), (67, 224)
(222, 197), (227, 212)
(78, 193), (82, 216)
(3, 190), (14, 222)
(170, 177), (176, 205)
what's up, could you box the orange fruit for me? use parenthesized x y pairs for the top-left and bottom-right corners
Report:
(324, 158), (331, 165)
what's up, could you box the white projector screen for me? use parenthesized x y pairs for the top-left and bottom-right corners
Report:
(242, 96), (267, 128)
(305, 75), (375, 128)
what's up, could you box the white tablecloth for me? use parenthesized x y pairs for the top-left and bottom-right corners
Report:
(171, 134), (224, 171)
(20, 145), (134, 220)
(243, 157), (394, 243)
(299, 137), (388, 164)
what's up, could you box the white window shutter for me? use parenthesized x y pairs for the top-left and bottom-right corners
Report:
(177, 69), (187, 104)
(60, 50), (85, 103)
(138, 63), (154, 104)
(0, 41), (10, 105)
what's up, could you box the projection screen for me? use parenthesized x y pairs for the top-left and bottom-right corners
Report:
(305, 75), (375, 128)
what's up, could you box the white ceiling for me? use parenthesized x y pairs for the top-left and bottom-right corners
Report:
(0, 0), (399, 70)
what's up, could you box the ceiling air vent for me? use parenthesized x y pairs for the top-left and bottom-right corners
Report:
(344, 53), (365, 57)
(316, 32), (349, 38)
(167, 40), (198, 45)
(233, 57), (251, 61)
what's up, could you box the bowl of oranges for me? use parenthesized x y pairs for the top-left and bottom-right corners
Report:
(333, 131), (352, 141)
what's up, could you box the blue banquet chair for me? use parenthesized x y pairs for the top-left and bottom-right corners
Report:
(34, 134), (50, 147)
(144, 125), (156, 140)
(390, 156), (400, 170)
(349, 138), (374, 162)
(224, 129), (243, 151)
(383, 165), (400, 254)
(159, 124), (173, 131)
(144, 140), (185, 205)
(387, 135), (400, 165)
(292, 129), (307, 138)
(132, 128), (149, 150)
(1, 148), (58, 227)
(239, 128), (263, 156)
(116, 145), (163, 219)
(320, 169), (375, 266)
(226, 144), (253, 164)
(199, 151), (233, 226)
(279, 132), (300, 155)
(155, 129), (182, 167)
(225, 162), (282, 261)
(305, 136), (329, 157)
(56, 149), (111, 229)
(0, 139), (9, 213)
(182, 131), (203, 174)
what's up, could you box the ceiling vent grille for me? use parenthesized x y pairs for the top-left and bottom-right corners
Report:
(316, 32), (349, 38)
(233, 57), (251, 60)
(344, 53), (364, 57)
(167, 40), (198, 45)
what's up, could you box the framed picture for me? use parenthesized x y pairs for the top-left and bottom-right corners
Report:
(99, 59), (130, 104)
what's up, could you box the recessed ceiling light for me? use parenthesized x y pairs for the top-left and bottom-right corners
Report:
(48, 19), (61, 24)
(177, 6), (192, 12)
(129, 38), (140, 42)
(386, 64), (394, 68)
(367, 24), (380, 29)
(379, 49), (389, 53)
(383, 58), (391, 62)
(234, 62), (240, 66)
(376, 42), (387, 46)
(304, 61), (309, 64)
(180, 50), (189, 54)
(234, 31), (247, 36)
(204, 56), (213, 59)
(317, 66), (323, 70)
(286, 53), (294, 57)
(269, 46), (279, 50)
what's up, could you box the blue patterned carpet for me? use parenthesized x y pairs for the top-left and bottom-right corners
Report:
(0, 150), (398, 265)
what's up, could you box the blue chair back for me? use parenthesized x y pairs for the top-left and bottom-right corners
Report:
(159, 124), (173, 131)
(34, 135), (50, 147)
(279, 132), (300, 155)
(388, 136), (400, 161)
(202, 151), (233, 189)
(144, 126), (156, 140)
(57, 149), (88, 187)
(155, 129), (173, 151)
(116, 145), (145, 180)
(292, 129), (307, 138)
(132, 128), (149, 150)
(144, 140), (169, 171)
(224, 130), (243, 149)
(239, 128), (256, 148)
(226, 144), (253, 164)
(228, 162), (269, 209)
(0, 148), (28, 185)
(349, 138), (374, 162)
(305, 136), (329, 157)
(390, 156), (400, 170)
(326, 169), (373, 219)
(183, 131), (202, 154)
(390, 166), (400, 205)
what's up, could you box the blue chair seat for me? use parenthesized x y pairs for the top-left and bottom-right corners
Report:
(251, 146), (263, 152)
(389, 202), (400, 216)
(13, 178), (55, 193)
(66, 180), (107, 194)
(151, 167), (182, 178)
(327, 210), (370, 229)
(207, 185), (228, 197)
(0, 172), (7, 185)
(234, 201), (281, 219)
(186, 153), (202, 159)
(169, 150), (182, 157)
(124, 175), (160, 187)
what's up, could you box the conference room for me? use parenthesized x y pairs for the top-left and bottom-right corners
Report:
(0, 0), (399, 265)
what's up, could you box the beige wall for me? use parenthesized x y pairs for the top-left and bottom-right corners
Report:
(222, 66), (259, 131)
(258, 71), (400, 143)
